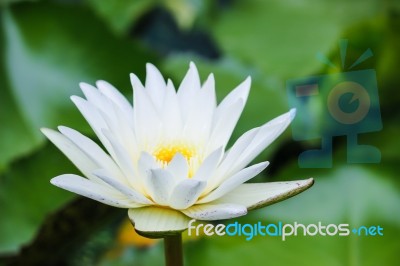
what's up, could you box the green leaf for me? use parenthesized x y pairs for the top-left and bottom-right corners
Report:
(0, 0), (39, 7)
(1, 197), (122, 264)
(0, 144), (76, 254)
(0, 2), (154, 170)
(86, 0), (207, 35)
(85, 0), (155, 35)
(0, 25), (41, 172)
(163, 0), (205, 29)
(360, 123), (400, 164)
(210, 0), (380, 78)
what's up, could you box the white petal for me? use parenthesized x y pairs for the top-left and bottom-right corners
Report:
(102, 129), (142, 191)
(145, 63), (166, 109)
(145, 169), (175, 206)
(193, 147), (223, 181)
(228, 109), (295, 176)
(165, 78), (176, 94)
(183, 73), (216, 141)
(130, 73), (145, 91)
(137, 152), (158, 178)
(41, 128), (100, 183)
(212, 128), (259, 185)
(96, 80), (133, 114)
(70, 96), (114, 155)
(79, 82), (110, 111)
(213, 178), (314, 210)
(206, 77), (250, 149)
(198, 161), (269, 203)
(97, 80), (135, 131)
(51, 174), (139, 208)
(207, 99), (244, 150)
(182, 203), (247, 220)
(128, 207), (191, 235)
(162, 79), (183, 139)
(92, 169), (152, 205)
(220, 128), (259, 167)
(137, 151), (157, 169)
(166, 153), (189, 180)
(79, 83), (121, 134)
(132, 75), (161, 145)
(201, 74), (216, 105)
(98, 104), (139, 162)
(216, 76), (251, 115)
(75, 85), (136, 156)
(208, 110), (295, 190)
(178, 62), (201, 123)
(58, 126), (127, 185)
(169, 179), (206, 210)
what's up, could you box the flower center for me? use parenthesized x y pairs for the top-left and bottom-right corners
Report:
(153, 143), (196, 165)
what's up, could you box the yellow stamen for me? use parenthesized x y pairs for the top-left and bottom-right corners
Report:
(153, 143), (196, 164)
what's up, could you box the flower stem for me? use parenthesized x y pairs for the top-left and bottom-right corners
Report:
(164, 233), (183, 266)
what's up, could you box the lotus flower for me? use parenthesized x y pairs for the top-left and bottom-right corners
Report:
(42, 62), (313, 236)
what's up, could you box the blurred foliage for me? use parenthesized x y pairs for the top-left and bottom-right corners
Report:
(0, 2), (156, 171)
(0, 143), (75, 253)
(0, 0), (399, 265)
(210, 0), (380, 78)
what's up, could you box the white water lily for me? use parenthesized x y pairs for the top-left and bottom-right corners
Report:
(42, 62), (313, 235)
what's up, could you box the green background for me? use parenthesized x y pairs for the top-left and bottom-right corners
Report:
(0, 0), (399, 265)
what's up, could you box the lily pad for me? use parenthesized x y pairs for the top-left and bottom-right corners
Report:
(210, 0), (380, 78)
(0, 2), (154, 171)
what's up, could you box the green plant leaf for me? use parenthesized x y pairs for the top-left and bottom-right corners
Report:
(210, 0), (381, 79)
(0, 144), (76, 254)
(85, 0), (155, 35)
(0, 197), (123, 264)
(86, 0), (207, 34)
(0, 2), (154, 171)
(0, 24), (41, 172)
